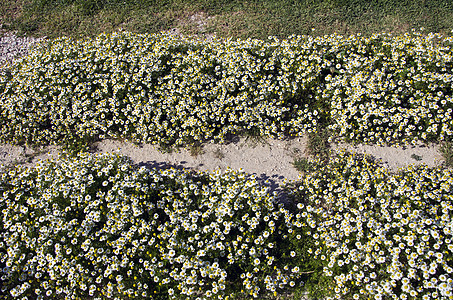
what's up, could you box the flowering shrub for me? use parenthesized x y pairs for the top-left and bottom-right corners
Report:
(287, 150), (453, 299)
(1, 151), (453, 299)
(1, 30), (452, 151)
(0, 152), (297, 299)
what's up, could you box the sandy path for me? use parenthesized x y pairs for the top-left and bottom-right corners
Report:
(0, 136), (447, 185)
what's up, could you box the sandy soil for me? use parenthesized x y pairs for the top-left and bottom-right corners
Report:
(0, 135), (447, 184)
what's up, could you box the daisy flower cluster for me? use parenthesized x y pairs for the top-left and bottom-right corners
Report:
(324, 30), (453, 146)
(2, 29), (451, 151)
(287, 149), (453, 299)
(0, 30), (451, 150)
(0, 152), (297, 299)
(1, 29), (453, 299)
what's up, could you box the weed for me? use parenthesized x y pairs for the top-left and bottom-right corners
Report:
(158, 143), (175, 154)
(440, 139), (453, 168)
(306, 128), (331, 162)
(213, 148), (225, 160)
(410, 153), (423, 161)
(292, 157), (316, 173)
(189, 144), (204, 157)
(241, 128), (269, 148)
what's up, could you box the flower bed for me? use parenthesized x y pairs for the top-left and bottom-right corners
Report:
(0, 152), (297, 299)
(286, 150), (453, 299)
(0, 30), (452, 151)
(1, 151), (452, 299)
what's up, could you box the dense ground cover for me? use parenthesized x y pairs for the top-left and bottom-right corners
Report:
(0, 30), (452, 153)
(287, 150), (453, 299)
(1, 151), (452, 299)
(0, 152), (298, 299)
(0, 24), (453, 300)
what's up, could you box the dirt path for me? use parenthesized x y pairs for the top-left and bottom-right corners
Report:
(0, 136), (447, 182)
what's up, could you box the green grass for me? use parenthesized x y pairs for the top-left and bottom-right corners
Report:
(440, 139), (453, 168)
(189, 143), (205, 157)
(306, 128), (331, 162)
(292, 157), (317, 173)
(2, 0), (453, 40)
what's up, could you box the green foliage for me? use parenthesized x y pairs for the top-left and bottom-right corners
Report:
(188, 143), (204, 157)
(306, 128), (331, 162)
(440, 139), (453, 168)
(76, 0), (106, 16)
(291, 157), (317, 173)
(17, 18), (40, 33)
(241, 128), (271, 148)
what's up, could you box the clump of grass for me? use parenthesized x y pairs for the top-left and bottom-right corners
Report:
(292, 157), (316, 173)
(410, 153), (423, 161)
(241, 128), (270, 148)
(189, 143), (204, 157)
(290, 146), (324, 174)
(306, 128), (331, 162)
(213, 147), (225, 160)
(440, 139), (453, 168)
(74, 0), (105, 16)
(157, 143), (175, 154)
